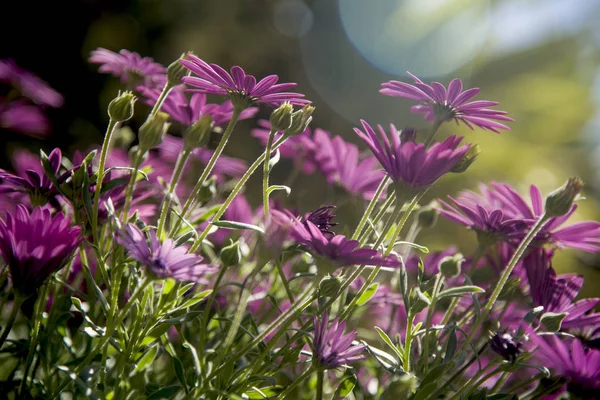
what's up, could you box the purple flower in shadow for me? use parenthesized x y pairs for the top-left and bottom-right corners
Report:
(89, 48), (167, 88)
(312, 312), (366, 369)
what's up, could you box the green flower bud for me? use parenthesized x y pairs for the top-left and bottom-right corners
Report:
(198, 176), (217, 204)
(220, 240), (242, 267)
(451, 144), (480, 174)
(319, 275), (342, 297)
(129, 145), (147, 165)
(167, 53), (190, 86)
(269, 102), (294, 132)
(438, 253), (463, 279)
(410, 288), (431, 314)
(108, 91), (136, 122)
(417, 201), (440, 229)
(545, 177), (583, 217)
(138, 112), (170, 151)
(184, 115), (213, 150)
(286, 105), (315, 136)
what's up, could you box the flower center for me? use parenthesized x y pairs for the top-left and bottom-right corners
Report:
(432, 102), (457, 122)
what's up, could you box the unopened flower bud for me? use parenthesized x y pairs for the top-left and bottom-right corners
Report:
(410, 288), (431, 314)
(128, 145), (147, 165)
(269, 102), (294, 132)
(286, 105), (314, 136)
(417, 201), (440, 229)
(138, 112), (170, 151)
(167, 53), (190, 86)
(400, 127), (416, 143)
(451, 144), (480, 174)
(108, 91), (136, 122)
(184, 115), (213, 150)
(220, 240), (242, 267)
(319, 275), (342, 297)
(545, 177), (583, 217)
(438, 253), (463, 279)
(490, 331), (524, 362)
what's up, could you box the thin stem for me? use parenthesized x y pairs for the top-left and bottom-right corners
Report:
(356, 194), (395, 244)
(188, 134), (289, 252)
(503, 372), (545, 396)
(276, 260), (295, 303)
(351, 176), (389, 240)
(449, 361), (499, 400)
(422, 274), (444, 375)
(404, 315), (414, 371)
(262, 129), (276, 218)
(275, 367), (315, 400)
(0, 296), (23, 349)
(316, 369), (324, 400)
(121, 147), (144, 219)
(92, 119), (119, 235)
(424, 119), (443, 147)
(150, 83), (173, 116)
(157, 147), (192, 238)
(170, 108), (242, 235)
(460, 214), (549, 353)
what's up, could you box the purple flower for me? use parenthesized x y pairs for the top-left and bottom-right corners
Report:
(314, 128), (386, 200)
(139, 86), (258, 127)
(251, 120), (319, 174)
(533, 335), (600, 397)
(0, 148), (62, 206)
(271, 209), (401, 268)
(439, 183), (600, 252)
(0, 205), (82, 296)
(304, 206), (337, 238)
(312, 312), (365, 369)
(355, 120), (469, 191)
(524, 250), (600, 330)
(0, 58), (63, 107)
(117, 224), (217, 283)
(380, 73), (512, 133)
(0, 101), (50, 135)
(490, 331), (524, 362)
(89, 48), (167, 88)
(181, 54), (310, 107)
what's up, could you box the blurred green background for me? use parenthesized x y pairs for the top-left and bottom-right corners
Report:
(2, 0), (600, 297)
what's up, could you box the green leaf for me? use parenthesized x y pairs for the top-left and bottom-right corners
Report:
(412, 382), (438, 400)
(147, 385), (181, 400)
(135, 345), (158, 372)
(375, 326), (404, 362)
(162, 278), (176, 295)
(421, 363), (451, 388)
(267, 185), (291, 196)
(177, 290), (212, 310)
(160, 311), (203, 324)
(540, 312), (568, 332)
(438, 285), (485, 299)
(245, 386), (284, 399)
(393, 241), (429, 253)
(211, 220), (265, 233)
(333, 373), (357, 398)
(268, 149), (281, 170)
(194, 204), (222, 224)
(524, 306), (545, 324)
(356, 283), (379, 306)
(172, 356), (188, 393)
(57, 365), (100, 400)
(444, 329), (457, 363)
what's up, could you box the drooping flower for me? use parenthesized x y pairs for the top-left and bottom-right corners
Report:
(117, 224), (217, 283)
(312, 312), (366, 369)
(314, 128), (386, 200)
(0, 205), (82, 296)
(524, 250), (600, 330)
(271, 209), (401, 268)
(0, 58), (63, 107)
(380, 73), (512, 133)
(355, 121), (469, 192)
(139, 86), (258, 127)
(181, 54), (310, 107)
(89, 48), (167, 88)
(533, 335), (600, 398)
(439, 183), (600, 252)
(0, 148), (62, 206)
(251, 120), (319, 174)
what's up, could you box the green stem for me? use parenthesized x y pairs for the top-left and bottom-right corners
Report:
(92, 119), (119, 235)
(275, 367), (315, 400)
(449, 361), (499, 400)
(404, 315), (414, 371)
(460, 214), (549, 353)
(0, 296), (23, 349)
(356, 194), (395, 244)
(170, 108), (242, 235)
(188, 134), (289, 252)
(422, 273), (444, 375)
(121, 147), (144, 219)
(150, 83), (173, 116)
(262, 129), (276, 218)
(276, 260), (295, 303)
(503, 372), (545, 396)
(424, 119), (443, 147)
(351, 176), (389, 240)
(157, 147), (192, 238)
(316, 369), (324, 400)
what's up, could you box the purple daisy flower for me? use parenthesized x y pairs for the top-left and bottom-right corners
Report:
(303, 206), (337, 238)
(355, 120), (469, 191)
(313, 128), (386, 200)
(439, 183), (600, 252)
(490, 331), (525, 363)
(524, 250), (600, 330)
(181, 54), (310, 107)
(271, 209), (401, 268)
(139, 86), (258, 127)
(380, 72), (512, 133)
(0, 101), (50, 135)
(89, 48), (167, 88)
(0, 58), (63, 107)
(0, 205), (82, 296)
(251, 120), (319, 174)
(312, 312), (366, 369)
(533, 335), (600, 398)
(0, 148), (62, 206)
(117, 224), (217, 283)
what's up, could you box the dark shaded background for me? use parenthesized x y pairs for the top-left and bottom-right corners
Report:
(2, 0), (600, 297)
